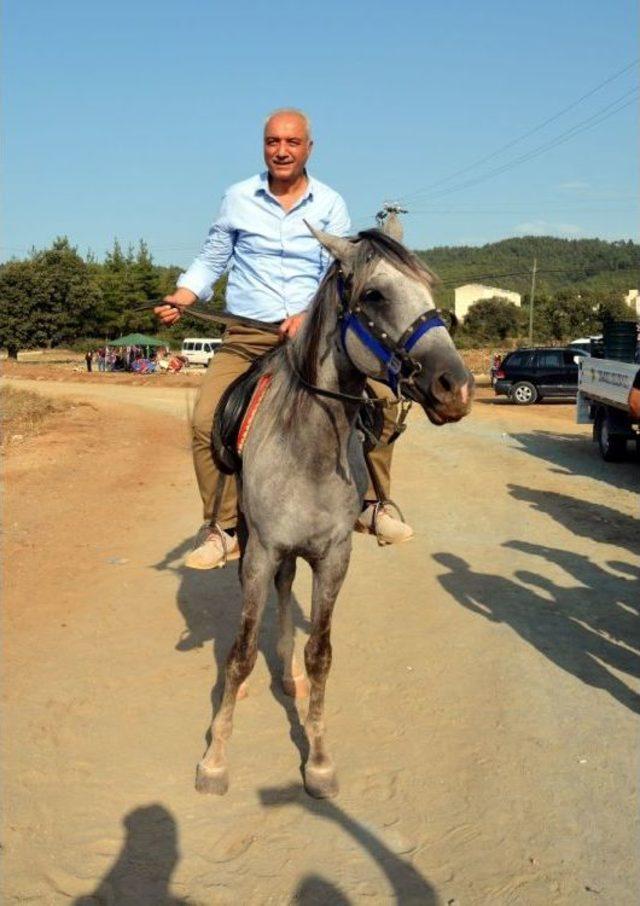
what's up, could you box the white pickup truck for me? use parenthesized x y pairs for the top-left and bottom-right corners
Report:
(576, 356), (639, 460)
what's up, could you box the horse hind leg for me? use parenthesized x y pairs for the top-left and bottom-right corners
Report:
(276, 555), (309, 699)
(303, 540), (351, 799)
(196, 539), (274, 795)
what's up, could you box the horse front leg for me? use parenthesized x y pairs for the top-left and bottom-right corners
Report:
(276, 555), (309, 699)
(196, 538), (275, 795)
(304, 538), (351, 799)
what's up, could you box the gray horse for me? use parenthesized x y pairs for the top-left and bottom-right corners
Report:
(196, 219), (473, 798)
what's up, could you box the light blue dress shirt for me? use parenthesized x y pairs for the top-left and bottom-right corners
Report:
(177, 172), (351, 322)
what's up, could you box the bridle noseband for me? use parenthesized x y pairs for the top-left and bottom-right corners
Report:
(337, 271), (448, 396)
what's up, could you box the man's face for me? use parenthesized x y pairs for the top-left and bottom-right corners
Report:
(263, 114), (313, 184)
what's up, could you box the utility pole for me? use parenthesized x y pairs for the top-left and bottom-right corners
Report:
(528, 257), (537, 345)
(375, 201), (408, 228)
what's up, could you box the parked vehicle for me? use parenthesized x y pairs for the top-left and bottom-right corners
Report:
(493, 346), (587, 405)
(577, 356), (640, 460)
(181, 337), (222, 367)
(569, 335), (603, 356)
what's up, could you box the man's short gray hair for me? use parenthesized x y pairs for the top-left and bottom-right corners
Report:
(263, 108), (312, 140)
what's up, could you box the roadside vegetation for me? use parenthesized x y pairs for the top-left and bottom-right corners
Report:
(1, 385), (72, 446)
(0, 234), (636, 359)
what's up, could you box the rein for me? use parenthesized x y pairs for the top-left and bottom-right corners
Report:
(130, 301), (281, 335)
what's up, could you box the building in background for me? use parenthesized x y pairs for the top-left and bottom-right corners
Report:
(624, 289), (639, 316)
(454, 283), (522, 321)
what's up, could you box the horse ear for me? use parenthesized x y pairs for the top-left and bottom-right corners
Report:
(304, 220), (356, 268)
(381, 212), (404, 242)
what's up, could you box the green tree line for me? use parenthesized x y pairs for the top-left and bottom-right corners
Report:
(0, 237), (226, 358)
(0, 234), (637, 356)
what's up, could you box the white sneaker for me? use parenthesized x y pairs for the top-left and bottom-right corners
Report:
(355, 503), (414, 545)
(184, 526), (240, 570)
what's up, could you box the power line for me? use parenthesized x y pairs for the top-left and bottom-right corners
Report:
(397, 58), (639, 204)
(398, 88), (638, 204)
(436, 265), (639, 287)
(409, 206), (635, 215)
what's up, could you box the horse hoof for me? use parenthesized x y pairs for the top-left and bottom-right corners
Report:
(282, 674), (309, 699)
(304, 764), (339, 799)
(237, 681), (249, 701)
(195, 762), (229, 796)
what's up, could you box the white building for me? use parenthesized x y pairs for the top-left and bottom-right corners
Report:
(624, 289), (639, 316)
(454, 283), (522, 321)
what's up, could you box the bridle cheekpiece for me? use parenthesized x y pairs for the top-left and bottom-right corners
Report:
(336, 270), (447, 396)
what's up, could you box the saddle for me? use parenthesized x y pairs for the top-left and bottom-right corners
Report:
(212, 355), (385, 476)
(212, 354), (275, 475)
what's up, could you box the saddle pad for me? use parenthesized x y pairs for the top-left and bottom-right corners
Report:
(237, 374), (272, 454)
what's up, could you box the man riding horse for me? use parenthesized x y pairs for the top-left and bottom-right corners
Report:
(156, 108), (412, 569)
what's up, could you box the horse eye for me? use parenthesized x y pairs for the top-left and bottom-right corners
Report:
(362, 289), (383, 303)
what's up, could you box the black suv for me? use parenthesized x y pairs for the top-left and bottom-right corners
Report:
(494, 347), (586, 404)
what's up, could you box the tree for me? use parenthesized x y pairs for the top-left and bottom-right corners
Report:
(532, 288), (637, 342)
(462, 297), (520, 342)
(0, 260), (42, 358)
(0, 237), (103, 354)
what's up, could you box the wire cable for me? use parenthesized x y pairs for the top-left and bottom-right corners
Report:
(397, 58), (639, 203)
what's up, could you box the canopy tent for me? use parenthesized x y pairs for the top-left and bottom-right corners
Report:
(108, 333), (166, 347)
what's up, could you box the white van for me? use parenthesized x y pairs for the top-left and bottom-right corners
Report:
(181, 337), (222, 367)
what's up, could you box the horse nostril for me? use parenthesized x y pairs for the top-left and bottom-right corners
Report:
(439, 374), (452, 393)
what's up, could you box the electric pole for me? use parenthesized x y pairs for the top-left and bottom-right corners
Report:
(528, 257), (537, 345)
(375, 202), (408, 227)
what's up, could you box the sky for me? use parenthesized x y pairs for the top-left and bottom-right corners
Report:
(3, 0), (638, 267)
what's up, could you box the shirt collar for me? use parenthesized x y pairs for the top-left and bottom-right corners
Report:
(257, 170), (315, 202)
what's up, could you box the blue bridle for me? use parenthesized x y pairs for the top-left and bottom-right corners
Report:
(337, 273), (448, 395)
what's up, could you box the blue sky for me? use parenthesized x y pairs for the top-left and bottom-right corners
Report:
(3, 0), (638, 266)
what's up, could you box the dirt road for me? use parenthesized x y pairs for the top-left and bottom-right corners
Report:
(3, 376), (638, 904)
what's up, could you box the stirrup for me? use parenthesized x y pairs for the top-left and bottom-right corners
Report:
(369, 498), (406, 546)
(192, 522), (233, 566)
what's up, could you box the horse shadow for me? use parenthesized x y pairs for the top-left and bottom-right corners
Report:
(73, 804), (188, 905)
(259, 784), (438, 905)
(433, 550), (640, 715)
(153, 536), (312, 767)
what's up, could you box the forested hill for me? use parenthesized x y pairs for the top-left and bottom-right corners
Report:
(415, 236), (639, 308)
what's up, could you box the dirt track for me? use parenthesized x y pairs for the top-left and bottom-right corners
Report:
(2, 375), (638, 905)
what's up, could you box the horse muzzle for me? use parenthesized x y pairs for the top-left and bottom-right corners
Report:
(413, 370), (475, 425)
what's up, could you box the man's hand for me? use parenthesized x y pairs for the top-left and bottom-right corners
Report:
(279, 312), (306, 340)
(154, 288), (198, 326)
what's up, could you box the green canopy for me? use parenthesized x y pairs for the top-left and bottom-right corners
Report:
(108, 333), (166, 347)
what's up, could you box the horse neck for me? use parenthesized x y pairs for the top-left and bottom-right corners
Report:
(297, 293), (367, 413)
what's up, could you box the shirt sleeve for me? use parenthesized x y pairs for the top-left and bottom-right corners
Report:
(328, 193), (351, 238)
(318, 193), (351, 276)
(177, 194), (235, 301)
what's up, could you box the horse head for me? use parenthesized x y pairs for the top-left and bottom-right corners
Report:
(307, 223), (474, 425)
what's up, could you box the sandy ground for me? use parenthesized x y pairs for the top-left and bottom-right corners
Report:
(2, 374), (638, 905)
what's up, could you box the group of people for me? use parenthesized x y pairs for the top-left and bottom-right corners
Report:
(85, 347), (167, 373)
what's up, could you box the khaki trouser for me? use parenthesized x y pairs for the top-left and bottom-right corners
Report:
(192, 325), (398, 529)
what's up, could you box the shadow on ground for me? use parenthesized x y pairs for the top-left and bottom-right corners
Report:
(74, 796), (438, 905)
(509, 484), (640, 555)
(154, 536), (312, 769)
(73, 804), (188, 905)
(434, 545), (640, 715)
(508, 429), (639, 490)
(259, 784), (438, 905)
